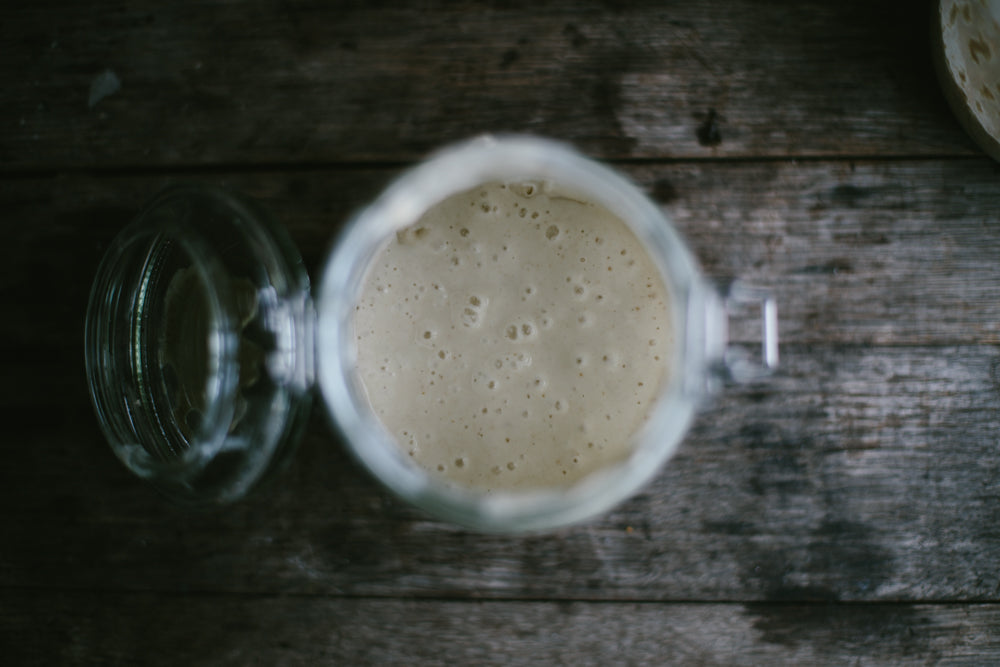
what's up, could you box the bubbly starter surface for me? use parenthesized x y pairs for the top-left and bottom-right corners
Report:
(353, 182), (672, 491)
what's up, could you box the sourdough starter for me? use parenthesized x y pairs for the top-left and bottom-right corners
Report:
(353, 181), (672, 491)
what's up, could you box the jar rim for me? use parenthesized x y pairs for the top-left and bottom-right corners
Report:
(315, 134), (704, 531)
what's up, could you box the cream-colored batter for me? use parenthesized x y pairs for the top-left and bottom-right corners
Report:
(353, 181), (672, 491)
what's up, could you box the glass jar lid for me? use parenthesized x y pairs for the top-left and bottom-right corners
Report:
(85, 185), (313, 505)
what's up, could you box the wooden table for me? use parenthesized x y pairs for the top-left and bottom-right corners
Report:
(4, 0), (1000, 663)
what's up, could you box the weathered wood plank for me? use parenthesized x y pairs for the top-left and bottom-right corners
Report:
(654, 157), (1000, 345)
(2, 592), (998, 665)
(4, 158), (1000, 360)
(0, 0), (974, 169)
(4, 162), (1000, 602)
(3, 344), (999, 602)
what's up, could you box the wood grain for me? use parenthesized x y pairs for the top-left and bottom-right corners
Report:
(0, 0), (975, 170)
(3, 3), (1000, 656)
(3, 591), (998, 665)
(3, 344), (999, 602)
(3, 162), (999, 602)
(4, 158), (1000, 360)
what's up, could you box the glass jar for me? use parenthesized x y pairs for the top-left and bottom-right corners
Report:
(84, 186), (313, 505)
(316, 136), (776, 531)
(85, 136), (777, 528)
